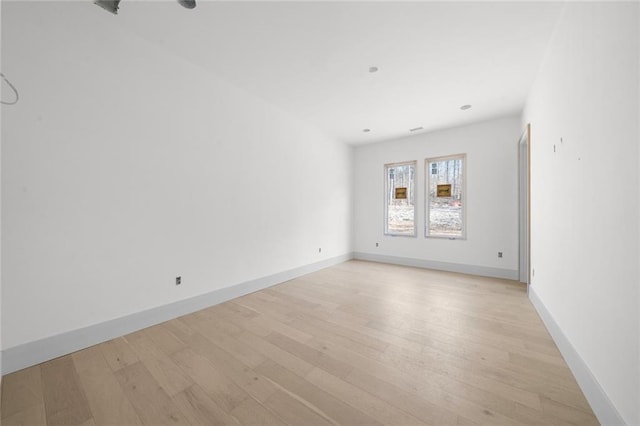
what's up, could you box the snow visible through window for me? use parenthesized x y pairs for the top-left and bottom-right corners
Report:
(385, 162), (416, 236)
(426, 155), (465, 238)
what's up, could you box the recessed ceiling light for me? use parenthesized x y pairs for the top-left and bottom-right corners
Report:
(460, 104), (472, 110)
(409, 126), (424, 132)
(368, 66), (379, 73)
(363, 128), (371, 133)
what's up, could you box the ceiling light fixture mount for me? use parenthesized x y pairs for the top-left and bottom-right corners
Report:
(368, 66), (379, 73)
(460, 104), (472, 110)
(94, 0), (195, 14)
(177, 0), (196, 9)
(94, 0), (120, 14)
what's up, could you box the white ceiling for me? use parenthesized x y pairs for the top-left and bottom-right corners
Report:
(112, 1), (563, 145)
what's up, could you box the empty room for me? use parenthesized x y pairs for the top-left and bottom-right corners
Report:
(1, 1), (639, 425)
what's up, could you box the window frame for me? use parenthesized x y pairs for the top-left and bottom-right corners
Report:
(424, 154), (467, 240)
(384, 160), (417, 237)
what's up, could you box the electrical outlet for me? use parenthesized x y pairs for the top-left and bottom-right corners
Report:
(498, 252), (503, 258)
(176, 276), (181, 286)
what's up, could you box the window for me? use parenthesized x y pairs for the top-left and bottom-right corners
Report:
(426, 154), (465, 239)
(384, 161), (416, 236)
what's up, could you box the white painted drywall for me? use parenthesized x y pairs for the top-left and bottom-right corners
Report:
(353, 116), (521, 276)
(1, 2), (351, 351)
(523, 3), (639, 425)
(0, 0), (3, 379)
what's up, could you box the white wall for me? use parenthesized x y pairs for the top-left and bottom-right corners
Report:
(353, 116), (521, 278)
(523, 3), (639, 425)
(0, 0), (3, 380)
(1, 2), (351, 352)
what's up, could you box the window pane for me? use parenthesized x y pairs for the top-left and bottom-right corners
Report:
(426, 155), (465, 238)
(385, 162), (416, 236)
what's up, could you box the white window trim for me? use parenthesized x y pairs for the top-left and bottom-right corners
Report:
(425, 154), (467, 240)
(384, 160), (417, 237)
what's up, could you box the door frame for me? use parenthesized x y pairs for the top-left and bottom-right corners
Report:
(518, 123), (531, 289)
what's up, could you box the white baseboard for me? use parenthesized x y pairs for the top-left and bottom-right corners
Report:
(528, 286), (626, 426)
(2, 253), (353, 375)
(353, 252), (519, 280)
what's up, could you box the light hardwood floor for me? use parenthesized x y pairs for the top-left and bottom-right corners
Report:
(1, 260), (599, 425)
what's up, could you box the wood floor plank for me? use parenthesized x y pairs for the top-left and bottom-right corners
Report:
(173, 384), (242, 425)
(471, 360), (593, 413)
(114, 361), (189, 425)
(1, 365), (44, 420)
(235, 330), (315, 378)
(99, 336), (140, 372)
(143, 323), (188, 356)
(229, 396), (286, 425)
(255, 359), (383, 426)
(170, 348), (249, 413)
(539, 395), (600, 426)
(160, 317), (198, 344)
(72, 345), (143, 426)
(260, 389), (334, 426)
(344, 365), (460, 426)
(40, 355), (93, 426)
(263, 287), (322, 311)
(125, 330), (194, 396)
(304, 367), (427, 426)
(302, 317), (543, 425)
(183, 316), (267, 368)
(509, 352), (575, 379)
(232, 296), (301, 326)
(287, 310), (390, 357)
(174, 331), (279, 403)
(376, 343), (544, 411)
(1, 403), (47, 426)
(265, 331), (354, 379)
(366, 318), (512, 364)
(213, 299), (262, 319)
(243, 312), (315, 343)
(269, 283), (344, 312)
(191, 308), (245, 336)
(304, 304), (425, 353)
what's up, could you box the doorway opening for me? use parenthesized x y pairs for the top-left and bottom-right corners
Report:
(518, 124), (531, 288)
